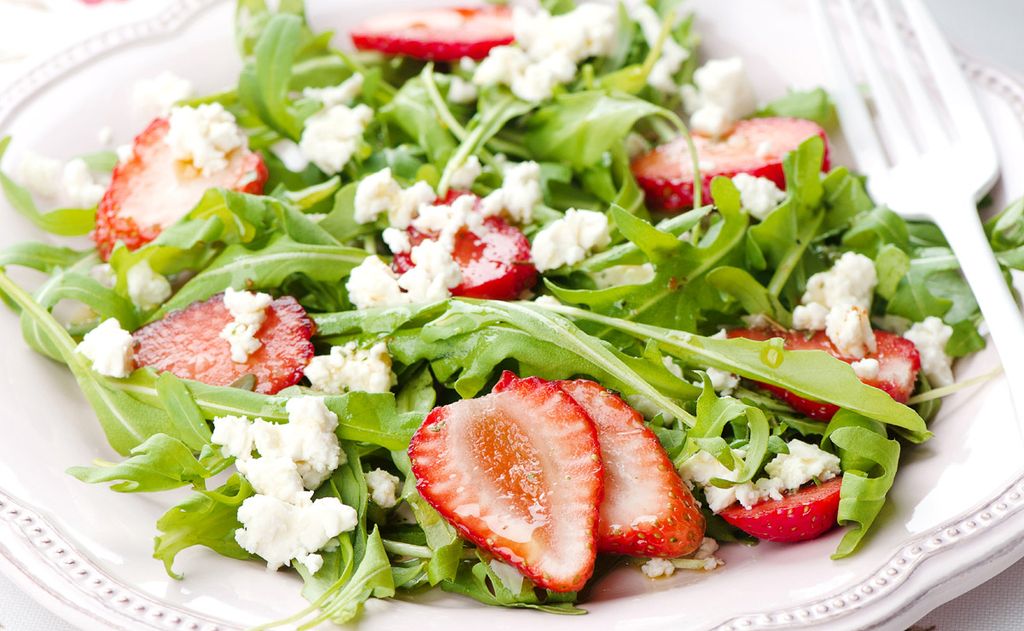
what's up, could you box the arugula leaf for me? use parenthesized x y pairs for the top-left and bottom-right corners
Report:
(0, 242), (89, 273)
(153, 474), (254, 579)
(756, 88), (837, 129)
(0, 137), (97, 236)
(239, 14), (305, 140)
(441, 556), (584, 615)
(822, 412), (900, 558)
(67, 434), (224, 493)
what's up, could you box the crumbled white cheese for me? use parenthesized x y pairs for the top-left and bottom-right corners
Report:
(851, 357), (880, 380)
(411, 195), (484, 250)
(903, 316), (954, 387)
(132, 71), (194, 119)
(235, 494), (357, 573)
(382, 227), (412, 254)
(269, 139), (310, 172)
(449, 155), (482, 190)
(74, 318), (135, 378)
(365, 468), (402, 509)
(592, 263), (655, 288)
(304, 341), (396, 395)
(126, 261), (171, 311)
(628, 3), (689, 92)
(60, 158), (106, 208)
(116, 144), (134, 164)
(731, 173), (786, 220)
(165, 103), (246, 177)
(802, 252), (878, 311)
(299, 104), (373, 175)
(15, 151), (62, 198)
(214, 398), (352, 573)
(397, 239), (463, 302)
(533, 295), (562, 308)
(662, 355), (684, 379)
(489, 559), (525, 593)
(685, 57), (758, 137)
(302, 73), (363, 108)
(346, 256), (407, 310)
(218, 287), (273, 363)
(704, 368), (739, 396)
(792, 303), (829, 331)
(473, 5), (617, 102)
(531, 208), (611, 272)
(641, 557), (676, 579)
(763, 439), (841, 490)
(448, 76), (478, 104)
(97, 126), (114, 147)
(825, 304), (876, 359)
(353, 168), (437, 228)
(480, 160), (542, 224)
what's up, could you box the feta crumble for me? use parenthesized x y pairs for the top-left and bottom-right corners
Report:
(449, 155), (482, 190)
(447, 76), (478, 104)
(534, 295), (562, 308)
(684, 57), (758, 137)
(15, 151), (62, 198)
(792, 303), (829, 331)
(353, 168), (437, 227)
(851, 357), (880, 380)
(61, 158), (106, 208)
(903, 316), (955, 387)
(531, 208), (611, 272)
(302, 73), (363, 107)
(398, 239), (463, 302)
(731, 173), (786, 220)
(382, 227), (412, 254)
(763, 439), (841, 490)
(365, 468), (402, 509)
(802, 252), (878, 311)
(132, 71), (194, 119)
(825, 304), (876, 359)
(480, 160), (542, 224)
(641, 557), (676, 579)
(235, 494), (357, 573)
(126, 261), (172, 311)
(345, 256), (407, 310)
(299, 103), (373, 175)
(165, 103), (246, 176)
(702, 368), (739, 396)
(473, 5), (617, 102)
(75, 318), (135, 378)
(17, 152), (105, 208)
(218, 288), (273, 363)
(304, 341), (396, 395)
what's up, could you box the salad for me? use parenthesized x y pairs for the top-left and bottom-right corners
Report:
(1, 0), (1022, 626)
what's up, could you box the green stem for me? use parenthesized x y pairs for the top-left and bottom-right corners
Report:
(766, 211), (824, 297)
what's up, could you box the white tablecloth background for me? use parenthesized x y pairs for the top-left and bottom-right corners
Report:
(0, 0), (1022, 629)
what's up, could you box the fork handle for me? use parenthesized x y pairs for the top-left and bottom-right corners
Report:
(936, 199), (1024, 416)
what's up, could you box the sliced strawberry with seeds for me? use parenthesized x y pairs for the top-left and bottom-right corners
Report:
(409, 372), (603, 592)
(350, 6), (514, 61)
(547, 379), (705, 558)
(631, 117), (829, 211)
(719, 478), (842, 543)
(727, 328), (920, 420)
(392, 193), (537, 300)
(93, 118), (268, 260)
(133, 293), (314, 395)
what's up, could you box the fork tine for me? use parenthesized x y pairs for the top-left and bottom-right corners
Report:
(871, 0), (948, 149)
(838, 0), (917, 162)
(899, 0), (993, 149)
(808, 0), (889, 176)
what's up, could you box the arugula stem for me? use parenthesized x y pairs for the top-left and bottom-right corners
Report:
(905, 365), (1003, 405)
(766, 211), (824, 297)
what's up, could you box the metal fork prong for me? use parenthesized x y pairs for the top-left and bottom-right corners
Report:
(809, 0), (889, 176)
(871, 0), (948, 149)
(900, 0), (992, 148)
(839, 0), (917, 162)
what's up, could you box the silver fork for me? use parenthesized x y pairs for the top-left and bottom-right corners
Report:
(810, 0), (1024, 416)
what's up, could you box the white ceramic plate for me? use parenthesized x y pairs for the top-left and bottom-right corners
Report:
(1, 1), (1024, 629)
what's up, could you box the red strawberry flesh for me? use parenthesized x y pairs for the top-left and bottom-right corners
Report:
(392, 193), (537, 300)
(350, 6), (514, 61)
(133, 293), (314, 395)
(93, 118), (268, 260)
(553, 379), (705, 557)
(727, 328), (920, 420)
(719, 478), (842, 543)
(631, 117), (830, 211)
(408, 373), (603, 592)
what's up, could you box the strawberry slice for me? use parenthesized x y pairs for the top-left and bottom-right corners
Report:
(530, 377), (705, 558)
(133, 293), (314, 395)
(631, 117), (829, 211)
(408, 373), (603, 592)
(93, 118), (268, 260)
(350, 6), (514, 61)
(393, 193), (537, 300)
(719, 478), (842, 543)
(728, 328), (921, 420)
